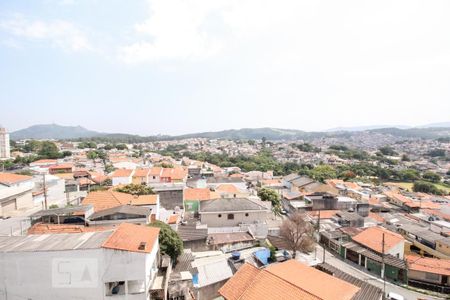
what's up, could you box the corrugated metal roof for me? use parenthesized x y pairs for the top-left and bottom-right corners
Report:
(0, 230), (113, 252)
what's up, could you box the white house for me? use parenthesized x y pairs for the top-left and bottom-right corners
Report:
(111, 169), (134, 186)
(0, 223), (161, 300)
(0, 173), (35, 217)
(199, 197), (271, 228)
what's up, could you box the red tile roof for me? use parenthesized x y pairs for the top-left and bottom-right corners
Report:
(133, 168), (150, 177)
(352, 226), (404, 254)
(184, 188), (215, 201)
(0, 172), (32, 185)
(102, 223), (159, 253)
(49, 163), (73, 170)
(111, 169), (134, 177)
(82, 190), (158, 212)
(406, 254), (450, 276)
(219, 260), (359, 300)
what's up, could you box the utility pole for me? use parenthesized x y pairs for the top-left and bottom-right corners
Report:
(382, 233), (386, 300)
(42, 173), (48, 210)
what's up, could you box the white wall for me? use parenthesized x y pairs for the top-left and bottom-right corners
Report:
(0, 243), (159, 300)
(112, 176), (132, 186)
(200, 211), (269, 227)
(387, 241), (405, 259)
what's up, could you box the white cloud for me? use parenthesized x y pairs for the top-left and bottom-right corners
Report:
(0, 15), (92, 52)
(119, 0), (227, 64)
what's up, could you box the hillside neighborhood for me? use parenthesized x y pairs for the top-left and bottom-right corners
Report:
(0, 125), (449, 300)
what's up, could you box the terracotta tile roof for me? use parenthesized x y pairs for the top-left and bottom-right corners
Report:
(406, 254), (450, 276)
(219, 264), (264, 300)
(219, 260), (359, 300)
(49, 163), (73, 170)
(184, 188), (212, 201)
(111, 169), (134, 177)
(167, 214), (179, 224)
(352, 226), (404, 254)
(133, 168), (150, 177)
(384, 191), (413, 204)
(149, 167), (163, 176)
(0, 172), (32, 185)
(30, 159), (57, 165)
(102, 223), (159, 253)
(417, 201), (441, 210)
(307, 210), (339, 219)
(28, 223), (111, 234)
(368, 197), (380, 206)
(82, 190), (158, 212)
(216, 184), (240, 194)
(161, 167), (187, 180)
(368, 212), (385, 223)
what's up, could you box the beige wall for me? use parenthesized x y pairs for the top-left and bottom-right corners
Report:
(0, 191), (33, 217)
(436, 241), (450, 256)
(408, 270), (449, 285)
(200, 211), (268, 227)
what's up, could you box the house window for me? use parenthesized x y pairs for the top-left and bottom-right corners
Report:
(425, 272), (440, 281)
(153, 176), (156, 179)
(127, 280), (145, 294)
(218, 214), (222, 218)
(105, 281), (125, 296)
(245, 213), (249, 217)
(228, 214), (234, 220)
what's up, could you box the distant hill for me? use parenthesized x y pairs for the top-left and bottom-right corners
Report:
(174, 128), (326, 140)
(10, 123), (450, 142)
(326, 125), (411, 132)
(11, 124), (103, 140)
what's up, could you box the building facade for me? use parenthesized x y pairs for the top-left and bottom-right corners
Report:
(0, 128), (10, 159)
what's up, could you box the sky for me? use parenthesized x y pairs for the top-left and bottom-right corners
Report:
(1, 0), (450, 135)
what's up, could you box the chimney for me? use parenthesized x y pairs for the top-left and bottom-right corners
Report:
(138, 242), (146, 251)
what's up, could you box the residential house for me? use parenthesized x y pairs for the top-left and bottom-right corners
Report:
(132, 168), (150, 185)
(48, 163), (74, 174)
(219, 259), (360, 300)
(161, 167), (188, 183)
(111, 169), (134, 186)
(406, 255), (450, 293)
(82, 189), (160, 221)
(0, 223), (161, 300)
(0, 173), (34, 217)
(29, 159), (58, 168)
(199, 197), (270, 227)
(206, 177), (247, 191)
(184, 188), (218, 214)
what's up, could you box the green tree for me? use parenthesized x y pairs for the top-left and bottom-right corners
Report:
(398, 169), (420, 181)
(401, 154), (410, 162)
(38, 141), (61, 158)
(258, 187), (282, 215)
(378, 146), (398, 156)
(309, 165), (337, 182)
(116, 144), (128, 150)
(413, 181), (445, 195)
(148, 221), (183, 260)
(422, 171), (441, 183)
(115, 184), (155, 195)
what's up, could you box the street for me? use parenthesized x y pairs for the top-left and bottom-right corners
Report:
(310, 245), (445, 300)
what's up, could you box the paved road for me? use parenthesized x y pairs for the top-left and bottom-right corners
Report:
(312, 245), (444, 300)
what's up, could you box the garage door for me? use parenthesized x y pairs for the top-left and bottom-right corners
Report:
(1, 199), (17, 215)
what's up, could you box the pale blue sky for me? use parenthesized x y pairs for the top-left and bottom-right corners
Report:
(1, 0), (450, 135)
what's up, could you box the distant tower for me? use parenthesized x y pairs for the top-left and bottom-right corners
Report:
(0, 127), (11, 159)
